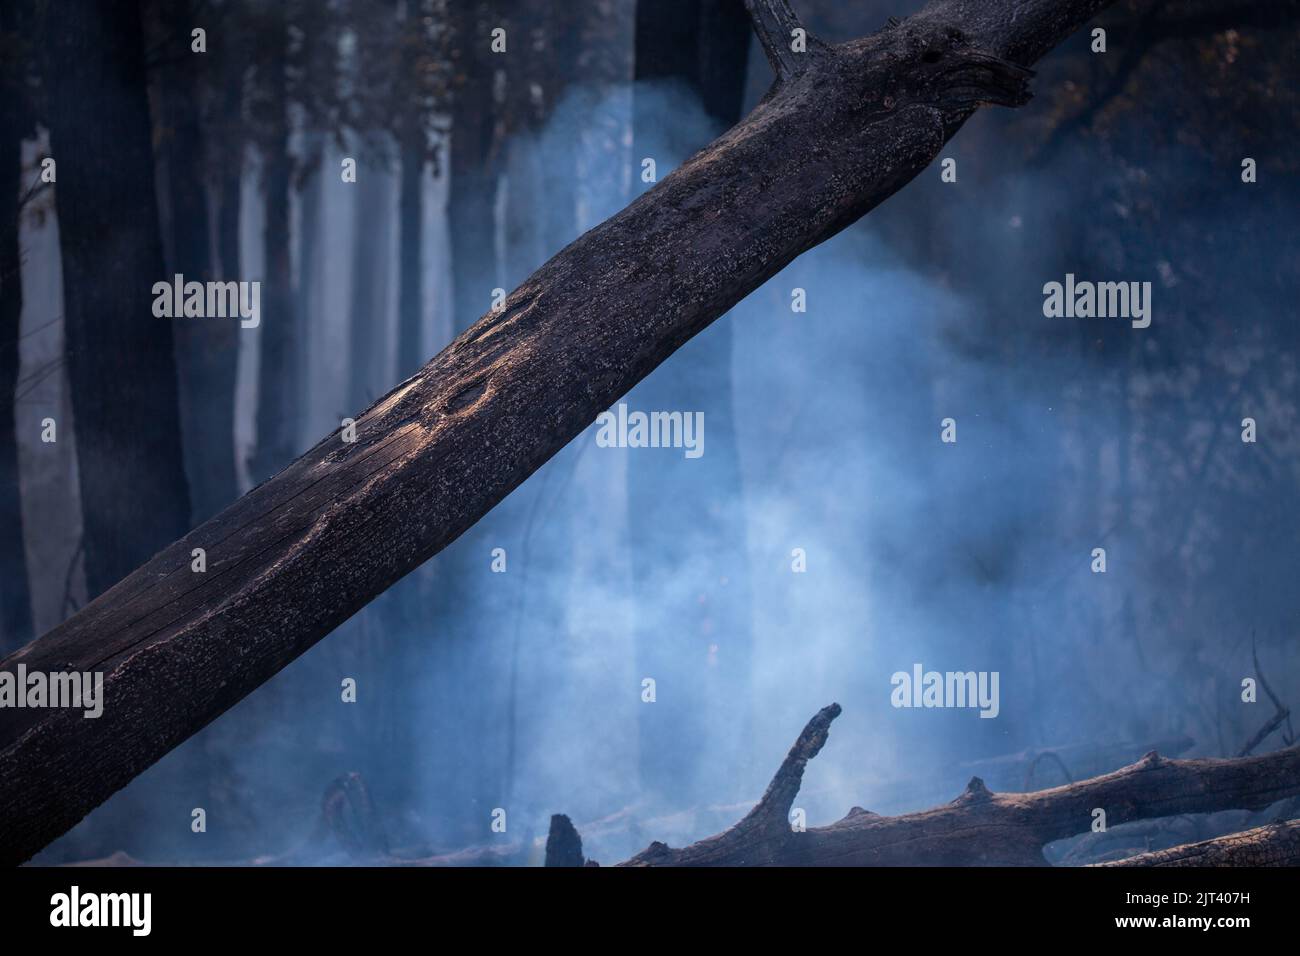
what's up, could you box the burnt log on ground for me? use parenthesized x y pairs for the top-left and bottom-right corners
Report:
(684, 735), (1199, 822)
(558, 704), (1300, 867)
(1094, 819), (1300, 868)
(850, 733), (1199, 812)
(0, 0), (1116, 866)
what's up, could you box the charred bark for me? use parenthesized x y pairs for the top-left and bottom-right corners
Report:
(1, 0), (1113, 865)
(1096, 819), (1300, 868)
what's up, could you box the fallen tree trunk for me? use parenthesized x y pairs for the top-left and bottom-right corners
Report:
(0, 0), (1114, 865)
(1094, 819), (1300, 867)
(588, 705), (1300, 866)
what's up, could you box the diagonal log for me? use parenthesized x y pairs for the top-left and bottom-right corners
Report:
(607, 705), (1300, 866)
(0, 0), (1115, 865)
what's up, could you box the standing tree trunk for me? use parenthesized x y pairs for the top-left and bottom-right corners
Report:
(214, 28), (246, 344)
(396, 124), (425, 377)
(154, 0), (241, 522)
(1, 0), (1114, 864)
(345, 148), (393, 411)
(394, 0), (433, 379)
(295, 139), (324, 438)
(249, 6), (297, 483)
(539, 3), (582, 251)
(447, 0), (501, 335)
(0, 0), (35, 653)
(629, 0), (754, 805)
(41, 0), (191, 600)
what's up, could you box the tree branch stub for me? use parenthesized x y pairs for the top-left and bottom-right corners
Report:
(744, 0), (820, 80)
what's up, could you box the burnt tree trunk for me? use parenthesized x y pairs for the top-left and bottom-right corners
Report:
(295, 138), (324, 435)
(397, 127), (425, 377)
(249, 6), (297, 483)
(0, 0), (35, 653)
(447, 0), (501, 335)
(538, 2), (582, 251)
(576, 704), (1300, 866)
(394, 0), (432, 379)
(1, 0), (1114, 865)
(214, 32), (246, 343)
(1096, 820), (1300, 867)
(40, 0), (192, 600)
(345, 148), (393, 411)
(153, 0), (242, 523)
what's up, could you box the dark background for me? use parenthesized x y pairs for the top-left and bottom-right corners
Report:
(1, 0), (1298, 865)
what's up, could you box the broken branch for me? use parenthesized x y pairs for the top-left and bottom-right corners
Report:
(1238, 635), (1293, 756)
(743, 0), (819, 80)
